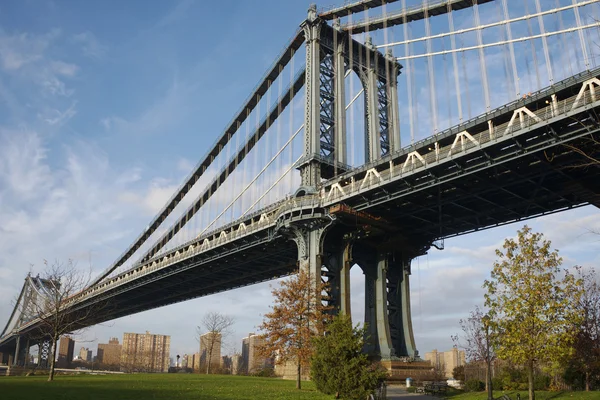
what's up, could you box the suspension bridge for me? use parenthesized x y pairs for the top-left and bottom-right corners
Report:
(1, 0), (599, 368)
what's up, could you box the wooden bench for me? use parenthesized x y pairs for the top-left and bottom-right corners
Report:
(424, 383), (449, 395)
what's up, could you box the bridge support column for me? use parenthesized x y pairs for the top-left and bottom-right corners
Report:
(386, 49), (402, 152)
(322, 241), (353, 316)
(333, 23), (347, 168)
(38, 340), (51, 368)
(12, 336), (28, 366)
(361, 251), (395, 359)
(363, 45), (382, 163)
(355, 244), (421, 360)
(299, 5), (323, 188)
(387, 254), (417, 358)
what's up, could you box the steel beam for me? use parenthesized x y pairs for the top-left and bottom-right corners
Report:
(339, 0), (495, 34)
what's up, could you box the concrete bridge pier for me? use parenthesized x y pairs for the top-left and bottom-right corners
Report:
(290, 217), (424, 361)
(354, 246), (419, 360)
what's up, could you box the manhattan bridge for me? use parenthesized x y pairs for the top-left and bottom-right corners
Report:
(2, 0), (600, 368)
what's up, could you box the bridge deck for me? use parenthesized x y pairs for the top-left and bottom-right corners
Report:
(3, 68), (600, 347)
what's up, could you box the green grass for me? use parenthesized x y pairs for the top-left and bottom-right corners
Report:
(0, 373), (333, 400)
(447, 390), (600, 400)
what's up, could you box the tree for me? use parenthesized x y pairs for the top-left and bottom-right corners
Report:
(310, 314), (387, 399)
(196, 312), (234, 374)
(257, 269), (331, 389)
(567, 266), (600, 391)
(22, 260), (102, 381)
(453, 306), (496, 400)
(453, 365), (466, 382)
(483, 226), (581, 400)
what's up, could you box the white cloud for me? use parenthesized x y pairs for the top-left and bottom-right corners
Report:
(72, 31), (107, 59)
(40, 101), (77, 125)
(0, 29), (59, 71)
(50, 60), (79, 77)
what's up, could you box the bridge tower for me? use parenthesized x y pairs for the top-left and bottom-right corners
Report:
(293, 5), (420, 361)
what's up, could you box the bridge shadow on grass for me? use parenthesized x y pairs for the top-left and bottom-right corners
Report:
(0, 374), (330, 400)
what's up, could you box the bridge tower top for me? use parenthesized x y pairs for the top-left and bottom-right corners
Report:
(298, 5), (402, 190)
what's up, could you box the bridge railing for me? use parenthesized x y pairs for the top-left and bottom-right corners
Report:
(320, 78), (600, 204)
(60, 194), (324, 308)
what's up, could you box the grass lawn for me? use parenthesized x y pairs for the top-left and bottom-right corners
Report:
(447, 390), (600, 400)
(0, 373), (333, 400)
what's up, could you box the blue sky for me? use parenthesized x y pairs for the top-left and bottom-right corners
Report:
(1, 0), (599, 363)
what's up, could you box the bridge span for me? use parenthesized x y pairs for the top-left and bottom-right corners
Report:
(1, 0), (599, 368)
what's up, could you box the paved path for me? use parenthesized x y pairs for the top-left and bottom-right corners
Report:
(386, 385), (440, 400)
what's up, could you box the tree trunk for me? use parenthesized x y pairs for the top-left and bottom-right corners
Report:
(206, 349), (211, 375)
(585, 370), (590, 392)
(486, 360), (493, 400)
(48, 338), (57, 382)
(296, 361), (301, 390)
(527, 360), (535, 400)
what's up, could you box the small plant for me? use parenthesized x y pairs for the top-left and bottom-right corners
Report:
(465, 379), (485, 392)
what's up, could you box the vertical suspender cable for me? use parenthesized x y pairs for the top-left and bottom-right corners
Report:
(288, 49), (295, 194)
(584, 12), (597, 69)
(276, 65), (283, 199)
(460, 38), (472, 119)
(573, 0), (590, 70)
(473, 0), (490, 112)
(447, 3), (463, 123)
(402, 0), (414, 143)
(502, 0), (520, 99)
(254, 95), (261, 213)
(265, 80), (272, 209)
(244, 109), (250, 215)
(442, 39), (451, 126)
(556, 0), (573, 78)
(496, 0), (514, 101)
(233, 122), (241, 222)
(524, 0), (541, 90)
(349, 11), (356, 165)
(534, 0), (554, 84)
(424, 0), (438, 133)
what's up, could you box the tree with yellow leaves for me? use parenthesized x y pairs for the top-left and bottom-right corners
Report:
(257, 269), (331, 389)
(483, 226), (582, 400)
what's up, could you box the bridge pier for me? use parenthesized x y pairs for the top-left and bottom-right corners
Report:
(353, 246), (419, 360)
(289, 215), (424, 361)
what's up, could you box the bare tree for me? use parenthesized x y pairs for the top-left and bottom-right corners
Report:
(196, 312), (234, 374)
(569, 266), (600, 391)
(563, 134), (600, 169)
(24, 260), (101, 381)
(452, 306), (496, 400)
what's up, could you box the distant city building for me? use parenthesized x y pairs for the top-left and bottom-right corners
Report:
(97, 337), (122, 367)
(241, 333), (272, 374)
(424, 348), (466, 378)
(192, 352), (200, 372)
(57, 336), (75, 368)
(221, 355), (232, 372)
(121, 331), (170, 373)
(181, 354), (190, 368)
(199, 332), (222, 372)
(78, 347), (92, 362)
(231, 353), (243, 375)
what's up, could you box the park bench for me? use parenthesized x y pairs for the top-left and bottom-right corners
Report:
(424, 382), (449, 395)
(495, 395), (511, 400)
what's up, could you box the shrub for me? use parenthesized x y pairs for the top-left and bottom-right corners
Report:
(491, 377), (504, 391)
(311, 315), (388, 399)
(464, 379), (485, 392)
(252, 367), (276, 378)
(406, 386), (417, 393)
